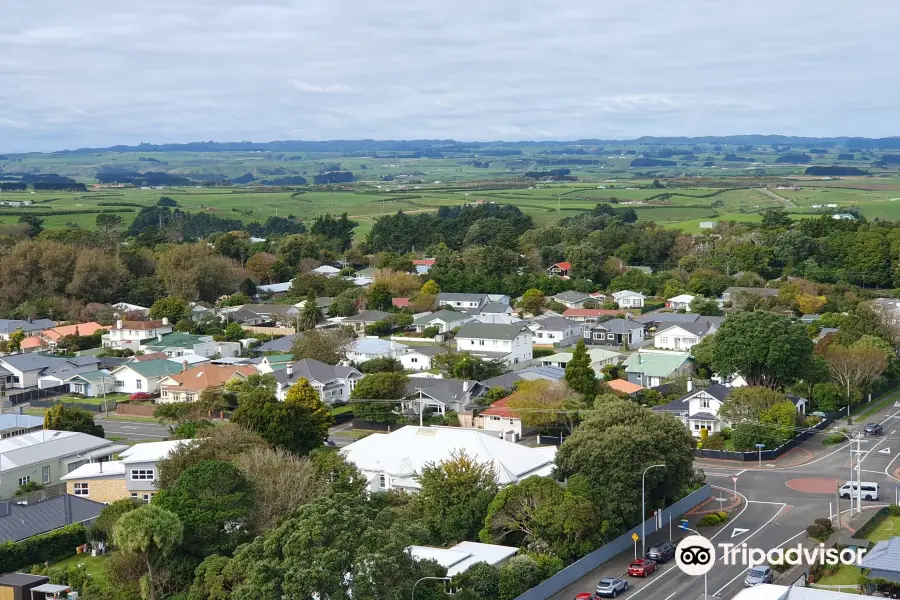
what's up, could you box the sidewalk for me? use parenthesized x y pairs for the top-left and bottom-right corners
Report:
(695, 430), (839, 471)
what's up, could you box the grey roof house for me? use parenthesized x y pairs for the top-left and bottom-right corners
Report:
(0, 354), (100, 390)
(860, 537), (900, 582)
(343, 310), (392, 332)
(585, 318), (645, 346)
(256, 333), (300, 353)
(271, 359), (362, 404)
(0, 319), (56, 341)
(551, 291), (591, 309)
(481, 365), (566, 389)
(525, 315), (584, 348)
(455, 323), (533, 365)
(404, 377), (486, 416)
(0, 494), (106, 542)
(412, 310), (475, 333)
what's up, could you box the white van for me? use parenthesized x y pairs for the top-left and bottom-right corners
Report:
(839, 481), (879, 501)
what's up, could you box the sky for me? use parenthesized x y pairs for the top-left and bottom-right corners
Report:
(2, 0), (899, 152)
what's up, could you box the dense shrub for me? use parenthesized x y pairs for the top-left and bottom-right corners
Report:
(698, 514), (720, 526)
(0, 524), (86, 572)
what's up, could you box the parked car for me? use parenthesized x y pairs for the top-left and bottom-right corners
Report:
(627, 558), (657, 577)
(864, 423), (883, 436)
(646, 542), (676, 564)
(744, 566), (773, 587)
(574, 593), (594, 600)
(595, 577), (629, 597)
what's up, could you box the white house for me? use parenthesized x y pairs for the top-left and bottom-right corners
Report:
(270, 359), (362, 403)
(479, 396), (525, 441)
(409, 542), (518, 576)
(109, 360), (184, 394)
(525, 315), (584, 348)
(611, 290), (646, 309)
(550, 291), (591, 309)
(412, 310), (475, 333)
(653, 321), (718, 351)
(347, 337), (408, 363)
(399, 346), (446, 371)
(437, 293), (489, 311)
(665, 294), (696, 311)
(340, 426), (556, 492)
(0, 355), (100, 390)
(540, 348), (621, 375)
(103, 319), (174, 352)
(454, 323), (533, 365)
(311, 265), (341, 277)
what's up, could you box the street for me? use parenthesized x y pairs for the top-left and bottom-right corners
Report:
(95, 416), (171, 441)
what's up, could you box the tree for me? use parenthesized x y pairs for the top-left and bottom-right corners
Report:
(224, 322), (245, 341)
(710, 312), (813, 388)
(157, 425), (270, 490)
(520, 289), (546, 316)
(498, 556), (548, 600)
(156, 243), (243, 302)
(18, 214), (44, 237)
(420, 279), (441, 296)
(149, 297), (188, 324)
(554, 400), (699, 535)
(367, 283), (392, 311)
(730, 422), (784, 451)
(507, 379), (584, 435)
(760, 401), (801, 445)
(432, 350), (508, 381)
(245, 252), (277, 283)
(153, 460), (253, 557)
(328, 295), (358, 317)
(113, 504), (183, 600)
(718, 387), (787, 424)
(797, 294), (827, 315)
(291, 328), (352, 365)
(96, 213), (125, 234)
(297, 290), (324, 331)
(7, 329), (25, 353)
(565, 339), (597, 399)
(43, 404), (104, 437)
(812, 382), (844, 413)
(96, 498), (140, 543)
(358, 356), (403, 373)
(350, 372), (408, 423)
(65, 248), (131, 302)
(825, 345), (888, 402)
(414, 450), (498, 545)
(688, 296), (722, 316)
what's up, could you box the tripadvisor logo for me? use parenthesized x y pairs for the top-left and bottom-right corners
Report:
(674, 535), (866, 576)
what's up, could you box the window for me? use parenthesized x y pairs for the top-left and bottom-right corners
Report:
(700, 397), (710, 409)
(115, 380), (125, 387)
(479, 340), (485, 346)
(607, 333), (615, 340)
(379, 474), (387, 489)
(18, 476), (30, 486)
(131, 493), (153, 503)
(72, 384), (84, 394)
(74, 483), (89, 497)
(130, 469), (155, 481)
(659, 337), (669, 345)
(42, 465), (50, 484)
(492, 416), (500, 421)
(537, 332), (543, 339)
(136, 380), (142, 390)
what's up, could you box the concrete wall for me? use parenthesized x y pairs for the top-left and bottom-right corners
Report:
(117, 403), (156, 417)
(512, 484), (713, 600)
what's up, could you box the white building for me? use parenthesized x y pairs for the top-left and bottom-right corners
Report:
(454, 323), (533, 366)
(311, 265), (341, 277)
(399, 346), (446, 371)
(340, 426), (556, 492)
(525, 315), (584, 348)
(412, 310), (475, 333)
(409, 542), (518, 576)
(108, 360), (184, 394)
(653, 321), (718, 351)
(347, 337), (408, 363)
(611, 290), (646, 309)
(270, 359), (362, 404)
(103, 319), (174, 351)
(665, 294), (695, 310)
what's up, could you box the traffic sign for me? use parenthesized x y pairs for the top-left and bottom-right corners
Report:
(632, 533), (639, 542)
(732, 476), (738, 484)
(755, 444), (766, 449)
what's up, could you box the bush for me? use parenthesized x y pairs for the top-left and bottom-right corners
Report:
(0, 523), (86, 572)
(705, 432), (726, 450)
(889, 505), (900, 517)
(129, 392), (154, 401)
(717, 511), (729, 522)
(698, 514), (720, 526)
(422, 326), (439, 338)
(806, 524), (828, 541)
(823, 433), (846, 445)
(814, 518), (833, 530)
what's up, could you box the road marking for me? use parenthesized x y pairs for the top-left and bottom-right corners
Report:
(731, 528), (749, 538)
(746, 500), (786, 505)
(880, 447), (891, 454)
(735, 469), (747, 476)
(861, 469), (887, 475)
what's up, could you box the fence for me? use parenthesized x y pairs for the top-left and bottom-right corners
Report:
(513, 484), (713, 600)
(694, 410), (844, 462)
(5, 384), (69, 406)
(243, 325), (296, 336)
(116, 403), (157, 417)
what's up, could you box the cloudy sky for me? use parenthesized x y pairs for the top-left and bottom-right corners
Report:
(2, 0), (898, 152)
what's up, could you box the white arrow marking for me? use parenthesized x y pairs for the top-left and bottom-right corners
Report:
(879, 447), (891, 454)
(731, 528), (750, 538)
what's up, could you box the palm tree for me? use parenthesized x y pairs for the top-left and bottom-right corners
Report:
(298, 290), (324, 331)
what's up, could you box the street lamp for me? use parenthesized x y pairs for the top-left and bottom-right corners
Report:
(412, 576), (451, 600)
(642, 463), (666, 557)
(679, 522), (708, 600)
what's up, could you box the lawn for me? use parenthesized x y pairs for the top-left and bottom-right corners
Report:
(866, 515), (900, 542)
(331, 405), (353, 416)
(50, 552), (109, 585)
(58, 393), (130, 406)
(815, 563), (861, 590)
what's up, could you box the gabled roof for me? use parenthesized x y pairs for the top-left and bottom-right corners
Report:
(256, 333), (299, 353)
(0, 353), (65, 372)
(606, 379), (644, 394)
(0, 430), (119, 472)
(481, 395), (521, 419)
(343, 310), (391, 323)
(540, 348), (620, 365)
(456, 323), (528, 341)
(563, 308), (624, 318)
(409, 541), (517, 576)
(41, 322), (105, 341)
(0, 319), (56, 335)
(143, 331), (210, 350)
(438, 292), (488, 303)
(118, 439), (193, 464)
(526, 316), (581, 332)
(859, 537), (900, 574)
(667, 294), (695, 303)
(481, 365), (565, 389)
(412, 258), (436, 267)
(116, 320), (167, 331)
(655, 321), (714, 337)
(549, 261), (571, 271)
(392, 298), (411, 308)
(653, 384), (732, 413)
(591, 318), (643, 334)
(113, 359), (183, 379)
(272, 359), (361, 387)
(65, 369), (113, 384)
(413, 310), (473, 326)
(0, 495), (106, 542)
(312, 265), (341, 274)
(407, 378), (484, 404)
(162, 364), (257, 391)
(553, 290), (589, 303)
(623, 352), (691, 377)
(351, 338), (408, 355)
(611, 290), (646, 299)
(476, 303), (510, 314)
(257, 281), (293, 294)
(403, 346), (447, 358)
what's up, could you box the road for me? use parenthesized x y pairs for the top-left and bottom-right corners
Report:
(756, 187), (796, 208)
(555, 399), (900, 600)
(95, 416), (171, 442)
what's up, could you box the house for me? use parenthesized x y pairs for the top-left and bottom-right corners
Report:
(525, 315), (584, 348)
(584, 318), (644, 346)
(412, 310), (475, 333)
(412, 258), (436, 274)
(799, 314), (821, 324)
(832, 213), (856, 220)
(158, 364), (257, 404)
(256, 281), (293, 296)
(34, 356), (103, 389)
(140, 331), (217, 358)
(454, 323), (533, 365)
(471, 313), (522, 325)
(634, 312), (714, 334)
(653, 321), (719, 351)
(546, 261), (571, 278)
(399, 346), (446, 371)
(623, 351), (692, 387)
(0, 318), (56, 341)
(392, 297), (411, 309)
(340, 426), (556, 492)
(294, 296), (335, 314)
(551, 291), (591, 309)
(0, 414), (44, 439)
(665, 294), (695, 311)
(611, 290), (646, 309)
(480, 364), (565, 391)
(539, 348), (620, 374)
(409, 541), (518, 576)
(270, 359), (362, 403)
(0, 574), (56, 600)
(859, 536), (900, 584)
(108, 359), (184, 394)
(872, 297), (900, 325)
(606, 379), (644, 395)
(255, 354), (294, 373)
(312, 265), (342, 277)
(471, 302), (514, 318)
(343, 310), (391, 333)
(347, 337), (408, 363)
(0, 494), (106, 542)
(62, 439), (189, 503)
(0, 354), (100, 390)
(720, 287), (779, 304)
(562, 308), (625, 324)
(19, 322), (105, 353)
(103, 319), (174, 351)
(437, 293), (489, 311)
(479, 395), (526, 441)
(404, 378), (486, 416)
(65, 369), (116, 397)
(0, 430), (127, 500)
(255, 333), (300, 354)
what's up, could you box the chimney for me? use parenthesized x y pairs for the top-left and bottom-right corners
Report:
(286, 363), (293, 377)
(116, 319), (123, 330)
(0, 502), (9, 518)
(162, 317), (169, 326)
(462, 381), (469, 392)
(182, 360), (188, 373)
(687, 378), (693, 393)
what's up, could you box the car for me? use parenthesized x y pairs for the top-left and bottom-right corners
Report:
(864, 423), (883, 436)
(595, 577), (629, 598)
(646, 541), (676, 564)
(325, 439), (336, 447)
(744, 566), (773, 587)
(627, 558), (657, 577)
(574, 593), (594, 600)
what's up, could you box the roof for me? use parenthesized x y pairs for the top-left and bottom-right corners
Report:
(0, 319), (55, 335)
(456, 322), (528, 341)
(606, 379), (644, 394)
(592, 318), (642, 334)
(667, 294), (695, 303)
(480, 395), (520, 418)
(392, 298), (411, 308)
(403, 345), (447, 358)
(413, 310), (473, 326)
(409, 541), (517, 576)
(132, 352), (167, 362)
(688, 412), (718, 420)
(340, 426), (556, 487)
(118, 439), (193, 464)
(481, 365), (565, 389)
(553, 291), (590, 303)
(60, 460), (127, 480)
(655, 321), (715, 337)
(117, 320), (167, 330)
(166, 354), (210, 367)
(476, 303), (510, 314)
(343, 310), (391, 323)
(612, 290), (646, 299)
(114, 359), (184, 379)
(562, 308), (624, 318)
(0, 430), (117, 473)
(527, 315), (581, 332)
(143, 331), (210, 350)
(351, 338), (409, 355)
(273, 359), (361, 387)
(859, 536), (900, 574)
(257, 281), (293, 293)
(438, 292), (488, 303)
(634, 312), (700, 325)
(162, 364), (256, 391)
(312, 265), (341, 274)
(65, 369), (113, 384)
(256, 333), (299, 353)
(0, 574), (49, 587)
(42, 322), (105, 341)
(623, 352), (691, 377)
(654, 384), (733, 413)
(408, 378), (484, 404)
(550, 261), (571, 270)
(412, 258), (436, 267)
(0, 353), (66, 373)
(0, 413), (44, 431)
(0, 494), (105, 542)
(723, 287), (779, 298)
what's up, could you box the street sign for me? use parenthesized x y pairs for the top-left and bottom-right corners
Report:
(755, 444), (766, 449)
(732, 476), (738, 484)
(632, 533), (639, 542)
(680, 519), (689, 530)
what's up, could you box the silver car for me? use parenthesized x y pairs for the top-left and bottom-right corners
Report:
(744, 566), (773, 587)
(596, 577), (629, 598)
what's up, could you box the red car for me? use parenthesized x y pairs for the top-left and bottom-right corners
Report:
(627, 558), (657, 577)
(574, 594), (594, 600)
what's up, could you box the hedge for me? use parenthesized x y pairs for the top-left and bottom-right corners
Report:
(0, 208), (135, 217)
(855, 507), (892, 540)
(0, 523), (86, 572)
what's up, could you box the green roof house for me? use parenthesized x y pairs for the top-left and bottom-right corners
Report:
(108, 360), (184, 395)
(623, 352), (692, 388)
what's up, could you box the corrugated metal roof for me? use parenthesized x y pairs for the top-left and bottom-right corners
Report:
(0, 495), (105, 542)
(0, 431), (117, 472)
